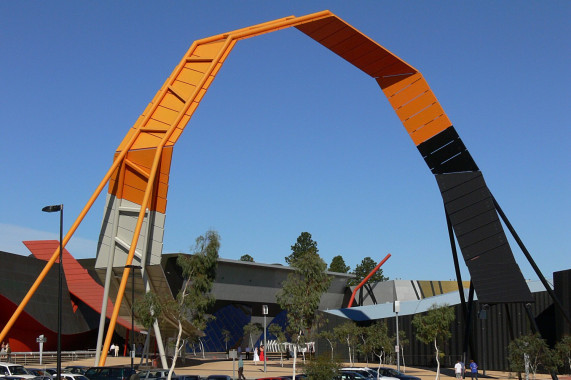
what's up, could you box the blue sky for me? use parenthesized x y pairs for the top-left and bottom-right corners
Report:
(1, 1), (569, 283)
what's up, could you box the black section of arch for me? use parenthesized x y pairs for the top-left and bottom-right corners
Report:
(436, 171), (534, 304)
(417, 126), (479, 174)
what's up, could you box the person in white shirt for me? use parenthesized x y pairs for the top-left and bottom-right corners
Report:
(454, 360), (463, 379)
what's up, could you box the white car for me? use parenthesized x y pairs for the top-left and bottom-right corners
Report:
(58, 373), (90, 380)
(0, 363), (36, 379)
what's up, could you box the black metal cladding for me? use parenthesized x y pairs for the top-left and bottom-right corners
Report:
(435, 172), (533, 303)
(417, 126), (479, 174)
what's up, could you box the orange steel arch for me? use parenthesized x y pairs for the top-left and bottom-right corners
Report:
(1, 10), (498, 365)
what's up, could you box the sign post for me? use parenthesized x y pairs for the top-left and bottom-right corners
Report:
(36, 335), (47, 365)
(394, 301), (400, 372)
(229, 349), (237, 380)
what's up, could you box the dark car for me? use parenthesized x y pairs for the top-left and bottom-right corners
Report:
(26, 370), (52, 379)
(206, 376), (232, 380)
(138, 371), (176, 380)
(84, 367), (136, 380)
(376, 368), (420, 380)
(63, 368), (88, 376)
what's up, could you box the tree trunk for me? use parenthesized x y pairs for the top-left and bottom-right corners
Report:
(434, 337), (440, 380)
(347, 337), (352, 366)
(327, 339), (334, 360)
(168, 320), (183, 380)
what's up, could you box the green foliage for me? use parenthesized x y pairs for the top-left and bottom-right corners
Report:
(133, 230), (220, 380)
(277, 237), (331, 342)
(334, 321), (361, 365)
(348, 256), (388, 286)
(508, 333), (559, 375)
(240, 254), (254, 262)
(243, 322), (262, 348)
(133, 291), (165, 330)
(411, 303), (455, 378)
(317, 330), (336, 359)
(285, 232), (318, 266)
(222, 329), (231, 349)
(269, 324), (287, 345)
(555, 335), (571, 374)
(412, 304), (455, 347)
(361, 321), (393, 362)
(175, 230), (220, 331)
(303, 354), (342, 380)
(329, 255), (350, 273)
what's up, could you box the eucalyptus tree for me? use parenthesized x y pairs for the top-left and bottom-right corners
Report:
(508, 333), (559, 380)
(411, 304), (455, 380)
(334, 321), (360, 366)
(278, 232), (331, 373)
(133, 230), (220, 380)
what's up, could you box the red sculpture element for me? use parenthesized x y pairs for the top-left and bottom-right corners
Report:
(348, 254), (391, 308)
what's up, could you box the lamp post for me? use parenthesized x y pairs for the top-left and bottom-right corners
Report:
(394, 300), (400, 372)
(125, 264), (142, 371)
(42, 204), (63, 380)
(262, 305), (268, 373)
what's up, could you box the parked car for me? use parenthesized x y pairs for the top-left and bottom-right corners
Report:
(138, 370), (176, 379)
(206, 376), (232, 380)
(279, 376), (307, 380)
(340, 369), (375, 379)
(338, 371), (371, 380)
(376, 368), (420, 380)
(341, 368), (399, 380)
(178, 376), (200, 380)
(0, 363), (36, 379)
(25, 369), (52, 379)
(84, 367), (136, 380)
(58, 374), (90, 380)
(63, 367), (88, 376)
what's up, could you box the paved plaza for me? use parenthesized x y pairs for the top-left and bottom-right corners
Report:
(59, 355), (563, 380)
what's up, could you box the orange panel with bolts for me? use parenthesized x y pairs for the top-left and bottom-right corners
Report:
(409, 115), (452, 146)
(387, 76), (430, 110)
(403, 102), (448, 134)
(395, 90), (438, 121)
(379, 72), (422, 96)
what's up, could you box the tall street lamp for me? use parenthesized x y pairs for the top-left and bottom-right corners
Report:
(125, 264), (142, 371)
(394, 300), (400, 372)
(262, 305), (268, 373)
(42, 204), (63, 380)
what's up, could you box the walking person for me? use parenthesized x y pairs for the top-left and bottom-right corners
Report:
(5, 343), (11, 362)
(253, 346), (259, 365)
(468, 359), (478, 380)
(454, 360), (463, 380)
(238, 356), (246, 380)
